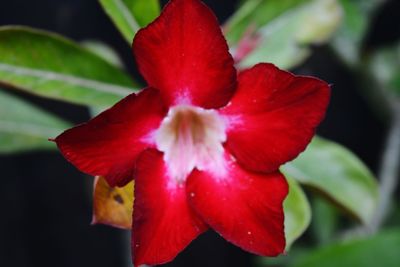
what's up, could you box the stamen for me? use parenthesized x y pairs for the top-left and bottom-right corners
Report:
(155, 105), (226, 183)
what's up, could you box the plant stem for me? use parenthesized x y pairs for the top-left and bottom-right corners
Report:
(122, 230), (133, 267)
(369, 104), (400, 233)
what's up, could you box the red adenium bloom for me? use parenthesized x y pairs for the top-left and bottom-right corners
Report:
(55, 0), (330, 266)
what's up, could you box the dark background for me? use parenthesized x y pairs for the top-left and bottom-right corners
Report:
(0, 0), (399, 267)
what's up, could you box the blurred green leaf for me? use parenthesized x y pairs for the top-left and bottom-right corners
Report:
(368, 44), (400, 97)
(256, 247), (311, 267)
(99, 0), (160, 43)
(81, 40), (124, 68)
(330, 0), (367, 66)
(330, 0), (383, 66)
(224, 0), (308, 45)
(311, 196), (339, 245)
(229, 0), (342, 70)
(281, 136), (379, 224)
(81, 40), (126, 117)
(0, 89), (71, 153)
(0, 26), (136, 108)
(392, 75), (400, 93)
(89, 106), (107, 118)
(386, 203), (400, 228)
(290, 228), (400, 267)
(284, 176), (312, 249)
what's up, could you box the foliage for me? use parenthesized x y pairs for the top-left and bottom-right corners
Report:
(282, 137), (378, 224)
(0, 89), (71, 153)
(92, 176), (134, 229)
(225, 0), (342, 69)
(283, 177), (312, 248)
(290, 229), (400, 267)
(0, 26), (137, 108)
(99, 0), (160, 43)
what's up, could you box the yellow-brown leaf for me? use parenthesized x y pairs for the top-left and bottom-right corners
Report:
(92, 176), (134, 229)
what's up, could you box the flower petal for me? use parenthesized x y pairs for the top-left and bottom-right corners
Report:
(55, 88), (165, 187)
(133, 0), (236, 109)
(221, 63), (330, 172)
(186, 152), (288, 256)
(132, 149), (207, 267)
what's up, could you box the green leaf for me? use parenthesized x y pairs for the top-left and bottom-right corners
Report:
(99, 0), (160, 43)
(290, 228), (400, 267)
(0, 26), (136, 108)
(330, 0), (383, 66)
(284, 176), (312, 249)
(330, 0), (367, 66)
(81, 40), (124, 68)
(230, 0), (342, 70)
(0, 89), (71, 153)
(281, 136), (379, 224)
(368, 44), (400, 97)
(224, 0), (308, 45)
(256, 247), (311, 267)
(311, 196), (339, 245)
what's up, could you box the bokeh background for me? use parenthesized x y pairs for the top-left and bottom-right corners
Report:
(0, 0), (399, 267)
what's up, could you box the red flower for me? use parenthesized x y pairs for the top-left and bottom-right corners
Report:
(55, 0), (330, 266)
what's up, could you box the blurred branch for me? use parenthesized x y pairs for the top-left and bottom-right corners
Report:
(341, 51), (400, 236)
(369, 103), (400, 233)
(363, 42), (400, 232)
(123, 230), (133, 267)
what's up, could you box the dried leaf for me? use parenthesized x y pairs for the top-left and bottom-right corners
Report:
(92, 176), (134, 229)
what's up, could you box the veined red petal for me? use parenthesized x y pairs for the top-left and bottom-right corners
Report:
(132, 150), (207, 267)
(133, 0), (236, 109)
(221, 63), (330, 172)
(186, 152), (288, 256)
(55, 88), (165, 187)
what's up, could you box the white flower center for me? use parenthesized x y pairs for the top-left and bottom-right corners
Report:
(155, 105), (226, 183)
